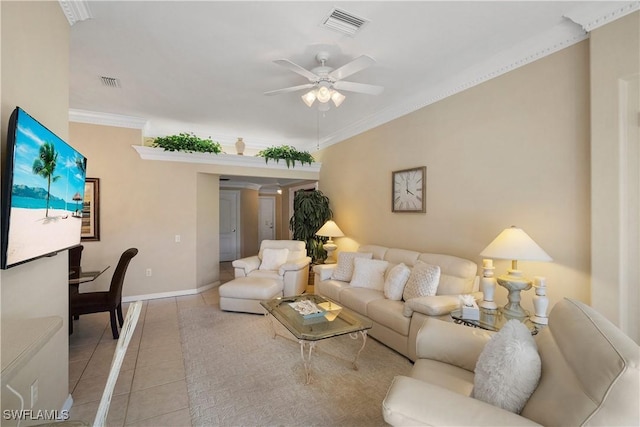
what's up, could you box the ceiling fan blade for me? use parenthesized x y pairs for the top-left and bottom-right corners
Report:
(329, 55), (376, 80)
(264, 83), (314, 96)
(273, 59), (319, 81)
(333, 80), (384, 95)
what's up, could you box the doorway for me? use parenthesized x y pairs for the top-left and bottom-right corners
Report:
(258, 196), (276, 244)
(219, 190), (240, 262)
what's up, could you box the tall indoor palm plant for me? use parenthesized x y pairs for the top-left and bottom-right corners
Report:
(289, 189), (332, 263)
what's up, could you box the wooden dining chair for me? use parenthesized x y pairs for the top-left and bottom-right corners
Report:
(68, 245), (85, 323)
(70, 248), (138, 339)
(68, 245), (84, 281)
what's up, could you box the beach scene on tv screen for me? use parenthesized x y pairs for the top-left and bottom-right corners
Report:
(6, 111), (87, 266)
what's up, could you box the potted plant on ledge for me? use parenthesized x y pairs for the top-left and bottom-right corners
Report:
(256, 145), (315, 168)
(152, 132), (223, 154)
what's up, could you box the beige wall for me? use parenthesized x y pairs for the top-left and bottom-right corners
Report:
(316, 41), (592, 315)
(196, 173), (219, 288)
(70, 122), (319, 298)
(1, 1), (70, 422)
(590, 11), (640, 341)
(70, 123), (220, 297)
(240, 188), (259, 257)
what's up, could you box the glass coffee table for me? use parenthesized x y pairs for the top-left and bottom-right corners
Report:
(260, 294), (372, 384)
(450, 307), (540, 335)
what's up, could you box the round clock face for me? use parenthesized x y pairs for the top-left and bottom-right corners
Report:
(393, 168), (425, 212)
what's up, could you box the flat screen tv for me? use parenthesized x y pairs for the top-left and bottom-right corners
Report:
(1, 107), (87, 269)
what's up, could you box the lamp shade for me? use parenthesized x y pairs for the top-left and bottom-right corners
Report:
(480, 226), (552, 262)
(301, 90), (316, 107)
(331, 90), (345, 107)
(316, 220), (344, 238)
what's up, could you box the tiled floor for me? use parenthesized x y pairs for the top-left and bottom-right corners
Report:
(67, 262), (235, 426)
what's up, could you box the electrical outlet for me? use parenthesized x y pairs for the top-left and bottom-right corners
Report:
(175, 234), (181, 243)
(145, 268), (152, 277)
(30, 379), (38, 408)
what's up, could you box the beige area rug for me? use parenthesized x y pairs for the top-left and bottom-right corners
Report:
(179, 305), (412, 426)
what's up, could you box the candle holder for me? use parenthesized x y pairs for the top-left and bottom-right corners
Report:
(479, 259), (498, 310)
(531, 276), (549, 325)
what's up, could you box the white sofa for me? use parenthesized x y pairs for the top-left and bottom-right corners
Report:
(382, 298), (640, 426)
(314, 244), (479, 361)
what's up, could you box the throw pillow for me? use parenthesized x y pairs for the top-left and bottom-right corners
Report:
(402, 261), (441, 301)
(259, 248), (289, 271)
(472, 319), (541, 413)
(384, 263), (411, 300)
(350, 258), (389, 291)
(331, 252), (373, 282)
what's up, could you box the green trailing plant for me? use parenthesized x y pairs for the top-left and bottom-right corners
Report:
(152, 132), (222, 154)
(289, 189), (332, 263)
(256, 145), (315, 168)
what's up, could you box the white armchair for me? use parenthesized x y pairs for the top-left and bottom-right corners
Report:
(232, 240), (311, 297)
(382, 298), (640, 426)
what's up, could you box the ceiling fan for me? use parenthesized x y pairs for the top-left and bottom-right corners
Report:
(264, 51), (384, 110)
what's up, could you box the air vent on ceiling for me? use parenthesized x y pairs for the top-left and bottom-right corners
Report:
(322, 8), (369, 36)
(100, 76), (121, 88)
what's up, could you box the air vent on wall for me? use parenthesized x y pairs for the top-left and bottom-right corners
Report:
(100, 76), (121, 88)
(322, 8), (369, 36)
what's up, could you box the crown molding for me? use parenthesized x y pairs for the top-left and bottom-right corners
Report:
(69, 109), (147, 129)
(58, 0), (92, 26)
(563, 1), (639, 32)
(304, 18), (590, 152)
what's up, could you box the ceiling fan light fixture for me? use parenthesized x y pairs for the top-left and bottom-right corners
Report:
(316, 86), (332, 103)
(331, 90), (346, 107)
(301, 90), (316, 107)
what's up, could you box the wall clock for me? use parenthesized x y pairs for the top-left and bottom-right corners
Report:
(392, 166), (426, 213)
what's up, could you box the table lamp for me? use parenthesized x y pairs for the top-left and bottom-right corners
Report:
(316, 220), (344, 264)
(480, 226), (552, 321)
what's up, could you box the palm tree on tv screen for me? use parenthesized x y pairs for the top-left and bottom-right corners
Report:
(75, 156), (86, 175)
(32, 141), (60, 217)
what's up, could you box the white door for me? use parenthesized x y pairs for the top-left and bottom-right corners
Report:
(220, 190), (240, 262)
(258, 196), (276, 244)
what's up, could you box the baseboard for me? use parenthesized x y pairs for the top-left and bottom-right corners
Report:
(122, 281), (220, 303)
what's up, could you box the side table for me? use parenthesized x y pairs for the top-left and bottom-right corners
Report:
(450, 307), (542, 335)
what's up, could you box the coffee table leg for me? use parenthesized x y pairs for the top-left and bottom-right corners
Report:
(299, 340), (316, 385)
(349, 330), (368, 371)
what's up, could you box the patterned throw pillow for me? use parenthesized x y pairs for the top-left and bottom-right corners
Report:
(331, 252), (373, 282)
(350, 258), (389, 291)
(402, 261), (441, 300)
(384, 263), (411, 300)
(259, 248), (289, 270)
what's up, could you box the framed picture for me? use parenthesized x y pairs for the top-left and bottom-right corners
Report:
(392, 166), (426, 213)
(81, 178), (100, 241)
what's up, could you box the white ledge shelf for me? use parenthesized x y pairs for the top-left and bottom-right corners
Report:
(132, 146), (321, 173)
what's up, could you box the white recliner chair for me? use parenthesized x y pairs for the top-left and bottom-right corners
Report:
(220, 240), (311, 314)
(382, 298), (640, 426)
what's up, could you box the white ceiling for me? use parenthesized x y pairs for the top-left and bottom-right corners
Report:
(67, 1), (637, 153)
